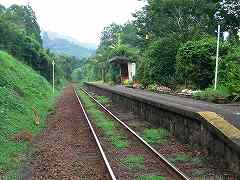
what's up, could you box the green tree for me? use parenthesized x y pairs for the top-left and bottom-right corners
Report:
(176, 37), (230, 89)
(120, 22), (141, 48)
(139, 37), (178, 86)
(4, 5), (42, 44)
(100, 23), (122, 47)
(134, 0), (217, 43)
(222, 45), (240, 97)
(216, 0), (240, 36)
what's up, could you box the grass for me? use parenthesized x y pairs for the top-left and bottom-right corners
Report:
(120, 155), (144, 170)
(0, 51), (56, 179)
(191, 169), (209, 177)
(78, 90), (128, 150)
(142, 128), (169, 144)
(95, 95), (111, 105)
(193, 86), (231, 102)
(168, 153), (192, 163)
(111, 135), (129, 149)
(136, 175), (165, 180)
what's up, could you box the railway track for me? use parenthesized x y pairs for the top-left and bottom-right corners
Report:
(74, 87), (191, 180)
(74, 88), (117, 180)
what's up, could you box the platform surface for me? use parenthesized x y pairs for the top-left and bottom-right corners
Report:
(90, 83), (240, 129)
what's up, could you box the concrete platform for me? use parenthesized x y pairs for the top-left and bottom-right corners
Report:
(85, 82), (240, 175)
(90, 83), (240, 129)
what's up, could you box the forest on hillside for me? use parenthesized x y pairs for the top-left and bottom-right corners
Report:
(0, 4), (83, 85)
(80, 0), (240, 102)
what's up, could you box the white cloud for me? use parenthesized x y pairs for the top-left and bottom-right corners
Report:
(0, 0), (144, 44)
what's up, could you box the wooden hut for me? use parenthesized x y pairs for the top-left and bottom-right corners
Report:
(109, 56), (136, 83)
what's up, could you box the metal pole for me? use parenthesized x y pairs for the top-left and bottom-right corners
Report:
(214, 25), (220, 90)
(52, 60), (55, 93)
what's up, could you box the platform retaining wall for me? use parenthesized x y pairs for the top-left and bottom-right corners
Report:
(85, 83), (240, 176)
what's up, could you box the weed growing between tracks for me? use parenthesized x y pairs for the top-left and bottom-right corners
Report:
(120, 155), (144, 170)
(168, 153), (192, 163)
(79, 90), (128, 150)
(168, 153), (204, 168)
(142, 128), (169, 145)
(136, 175), (165, 180)
(79, 90), (169, 179)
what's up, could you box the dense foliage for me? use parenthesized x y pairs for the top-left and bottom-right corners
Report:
(77, 0), (240, 100)
(139, 37), (178, 86)
(0, 4), (81, 84)
(81, 22), (140, 83)
(223, 46), (240, 97)
(176, 37), (230, 89)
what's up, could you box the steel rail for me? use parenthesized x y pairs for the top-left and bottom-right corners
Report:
(73, 88), (117, 180)
(80, 87), (191, 180)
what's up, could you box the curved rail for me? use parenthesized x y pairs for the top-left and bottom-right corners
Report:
(73, 88), (117, 180)
(80, 87), (191, 180)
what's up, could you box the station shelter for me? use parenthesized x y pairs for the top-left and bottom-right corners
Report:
(109, 56), (136, 83)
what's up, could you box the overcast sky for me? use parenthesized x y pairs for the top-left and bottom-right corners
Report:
(0, 0), (144, 45)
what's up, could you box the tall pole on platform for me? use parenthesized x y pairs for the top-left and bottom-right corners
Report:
(52, 60), (55, 93)
(214, 25), (220, 90)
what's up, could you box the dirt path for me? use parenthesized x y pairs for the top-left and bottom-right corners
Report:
(22, 87), (111, 180)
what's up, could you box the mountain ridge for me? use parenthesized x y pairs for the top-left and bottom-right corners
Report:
(42, 31), (96, 59)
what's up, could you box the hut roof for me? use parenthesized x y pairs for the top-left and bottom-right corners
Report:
(109, 56), (131, 64)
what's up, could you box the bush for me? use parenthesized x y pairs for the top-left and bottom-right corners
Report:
(147, 84), (158, 92)
(140, 37), (178, 86)
(105, 64), (120, 83)
(176, 37), (230, 89)
(193, 86), (231, 102)
(222, 45), (240, 99)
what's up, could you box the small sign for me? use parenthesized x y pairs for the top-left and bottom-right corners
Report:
(223, 31), (230, 41)
(237, 31), (240, 40)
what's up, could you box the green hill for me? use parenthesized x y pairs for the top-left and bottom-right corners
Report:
(42, 32), (95, 59)
(0, 51), (55, 179)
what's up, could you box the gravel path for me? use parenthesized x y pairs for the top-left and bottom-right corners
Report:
(22, 87), (111, 180)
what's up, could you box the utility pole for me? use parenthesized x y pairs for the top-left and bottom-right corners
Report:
(214, 25), (220, 90)
(52, 60), (55, 93)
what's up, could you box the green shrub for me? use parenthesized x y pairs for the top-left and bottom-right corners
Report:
(147, 84), (158, 92)
(193, 86), (231, 101)
(176, 37), (230, 89)
(140, 38), (178, 86)
(222, 45), (240, 100)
